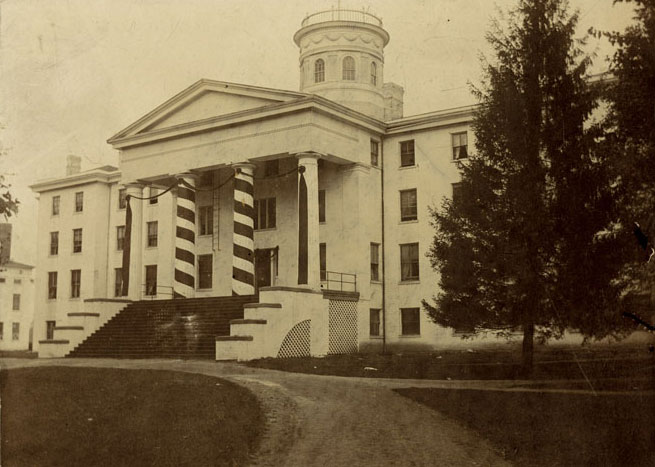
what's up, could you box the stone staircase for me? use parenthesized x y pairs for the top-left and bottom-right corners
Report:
(66, 295), (256, 359)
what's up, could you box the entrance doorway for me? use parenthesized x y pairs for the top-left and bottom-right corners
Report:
(255, 247), (278, 290)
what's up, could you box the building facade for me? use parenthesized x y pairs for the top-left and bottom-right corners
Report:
(31, 10), (490, 359)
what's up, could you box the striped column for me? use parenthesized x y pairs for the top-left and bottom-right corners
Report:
(232, 163), (256, 296)
(174, 173), (198, 298)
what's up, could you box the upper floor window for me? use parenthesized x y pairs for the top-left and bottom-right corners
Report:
(400, 189), (418, 222)
(147, 221), (158, 247)
(0, 322), (3, 340)
(52, 196), (60, 216)
(75, 192), (84, 212)
(452, 132), (468, 160)
(400, 243), (419, 281)
(452, 182), (463, 204)
(50, 231), (59, 256)
(116, 225), (125, 251)
(370, 140), (379, 167)
(343, 56), (356, 81)
(370, 62), (377, 85)
(314, 59), (325, 83)
(48, 271), (58, 299)
(70, 269), (81, 298)
(319, 190), (326, 223)
(199, 206), (214, 236)
(254, 198), (276, 230)
(118, 188), (127, 209)
(401, 308), (421, 335)
(400, 140), (415, 167)
(149, 187), (159, 205)
(114, 268), (124, 297)
(72, 228), (82, 253)
(12, 294), (20, 311)
(320, 243), (327, 281)
(370, 243), (380, 281)
(265, 160), (279, 177)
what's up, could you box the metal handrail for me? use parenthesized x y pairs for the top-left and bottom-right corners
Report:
(321, 270), (357, 292)
(142, 284), (175, 299)
(301, 8), (382, 27)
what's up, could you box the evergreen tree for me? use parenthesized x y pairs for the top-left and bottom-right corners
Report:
(424, 0), (624, 373)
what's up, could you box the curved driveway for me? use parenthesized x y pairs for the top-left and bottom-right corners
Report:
(1, 358), (509, 466)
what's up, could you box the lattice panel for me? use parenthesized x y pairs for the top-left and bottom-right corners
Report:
(328, 300), (358, 355)
(277, 319), (311, 358)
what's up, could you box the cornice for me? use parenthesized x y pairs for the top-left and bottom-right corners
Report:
(30, 169), (120, 193)
(385, 105), (478, 134)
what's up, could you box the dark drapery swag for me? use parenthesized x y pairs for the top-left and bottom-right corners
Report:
(120, 197), (132, 296)
(297, 169), (308, 284)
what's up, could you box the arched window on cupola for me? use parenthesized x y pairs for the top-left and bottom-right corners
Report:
(314, 59), (325, 83)
(343, 56), (356, 81)
(370, 62), (377, 85)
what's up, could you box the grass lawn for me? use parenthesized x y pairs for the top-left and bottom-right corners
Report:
(0, 367), (264, 467)
(246, 345), (655, 381)
(395, 387), (655, 467)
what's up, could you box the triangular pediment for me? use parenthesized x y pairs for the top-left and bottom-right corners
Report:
(109, 79), (307, 142)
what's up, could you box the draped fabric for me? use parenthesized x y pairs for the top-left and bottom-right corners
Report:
(298, 171), (308, 284)
(120, 196), (132, 296)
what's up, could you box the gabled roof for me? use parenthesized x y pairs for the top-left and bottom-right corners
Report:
(108, 79), (310, 144)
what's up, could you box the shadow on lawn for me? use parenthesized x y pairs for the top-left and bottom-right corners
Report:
(395, 387), (655, 467)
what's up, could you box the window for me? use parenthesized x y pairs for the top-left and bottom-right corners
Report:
(0, 278), (5, 283)
(114, 268), (125, 297)
(73, 228), (82, 253)
(52, 196), (60, 215)
(319, 190), (326, 223)
(13, 279), (21, 284)
(400, 189), (418, 221)
(320, 243), (327, 281)
(370, 243), (380, 281)
(370, 309), (381, 336)
(0, 322), (3, 340)
(70, 269), (81, 298)
(452, 182), (463, 204)
(116, 225), (125, 251)
(199, 206), (214, 236)
(400, 243), (419, 281)
(452, 132), (468, 160)
(12, 323), (19, 341)
(314, 59), (325, 83)
(12, 294), (20, 311)
(46, 321), (56, 340)
(401, 308), (421, 335)
(50, 232), (59, 255)
(118, 188), (127, 209)
(370, 62), (377, 85)
(48, 272), (57, 299)
(400, 140), (415, 167)
(145, 265), (157, 296)
(75, 192), (83, 212)
(342, 56), (356, 80)
(265, 160), (279, 177)
(370, 140), (379, 167)
(198, 254), (213, 289)
(147, 221), (158, 247)
(254, 198), (276, 230)
(149, 187), (159, 205)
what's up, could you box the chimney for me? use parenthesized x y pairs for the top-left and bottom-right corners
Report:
(0, 223), (11, 265)
(66, 154), (81, 176)
(383, 82), (404, 121)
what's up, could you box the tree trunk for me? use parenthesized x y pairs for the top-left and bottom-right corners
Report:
(521, 320), (535, 377)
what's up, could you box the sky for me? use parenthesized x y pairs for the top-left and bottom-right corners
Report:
(0, 0), (637, 264)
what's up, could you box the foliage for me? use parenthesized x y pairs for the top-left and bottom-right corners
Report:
(423, 0), (628, 370)
(0, 174), (19, 219)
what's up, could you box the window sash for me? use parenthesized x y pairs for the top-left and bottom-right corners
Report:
(370, 309), (381, 336)
(198, 254), (213, 289)
(71, 270), (81, 298)
(118, 189), (127, 209)
(48, 272), (58, 299)
(46, 321), (56, 340)
(400, 190), (417, 221)
(400, 243), (419, 281)
(73, 229), (82, 253)
(314, 59), (325, 83)
(50, 232), (59, 255)
(452, 132), (468, 160)
(370, 62), (377, 85)
(12, 323), (19, 340)
(149, 187), (159, 204)
(147, 222), (158, 247)
(199, 206), (214, 236)
(320, 243), (326, 281)
(400, 141), (415, 166)
(370, 140), (379, 166)
(370, 243), (380, 281)
(401, 308), (421, 335)
(114, 268), (124, 297)
(12, 294), (20, 310)
(319, 190), (326, 223)
(52, 196), (60, 215)
(343, 57), (356, 80)
(254, 198), (276, 230)
(75, 192), (83, 212)
(117, 226), (125, 251)
(264, 160), (279, 177)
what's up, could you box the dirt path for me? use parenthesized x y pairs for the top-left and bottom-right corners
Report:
(1, 358), (509, 466)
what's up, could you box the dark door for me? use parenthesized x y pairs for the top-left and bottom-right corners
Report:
(255, 248), (273, 290)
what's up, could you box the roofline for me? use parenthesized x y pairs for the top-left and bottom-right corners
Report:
(108, 79), (310, 143)
(386, 105), (477, 134)
(0, 261), (35, 269)
(108, 94), (387, 150)
(30, 168), (121, 193)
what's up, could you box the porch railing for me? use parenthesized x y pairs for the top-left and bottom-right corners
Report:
(321, 270), (357, 292)
(301, 9), (383, 28)
(142, 284), (175, 299)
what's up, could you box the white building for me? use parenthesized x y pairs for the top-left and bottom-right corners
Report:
(31, 9), (484, 360)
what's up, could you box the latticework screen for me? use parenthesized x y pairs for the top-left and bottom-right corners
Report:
(328, 300), (358, 355)
(277, 319), (311, 358)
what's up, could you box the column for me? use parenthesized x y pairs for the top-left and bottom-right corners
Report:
(174, 173), (198, 298)
(124, 183), (144, 299)
(231, 163), (256, 296)
(297, 153), (321, 289)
